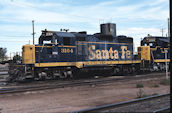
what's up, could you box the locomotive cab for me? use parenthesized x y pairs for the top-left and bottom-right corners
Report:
(35, 30), (76, 64)
(39, 30), (61, 46)
(22, 30), (59, 65)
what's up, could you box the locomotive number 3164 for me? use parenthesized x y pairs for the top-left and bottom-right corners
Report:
(61, 48), (74, 53)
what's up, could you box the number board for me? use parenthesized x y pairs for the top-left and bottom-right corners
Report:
(61, 48), (74, 53)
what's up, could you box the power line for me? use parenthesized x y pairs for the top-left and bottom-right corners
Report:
(0, 35), (31, 37)
(168, 18), (170, 37)
(0, 40), (29, 42)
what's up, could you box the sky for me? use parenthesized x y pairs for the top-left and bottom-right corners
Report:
(0, 0), (170, 57)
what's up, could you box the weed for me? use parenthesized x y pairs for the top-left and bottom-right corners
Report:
(152, 93), (158, 96)
(136, 83), (144, 88)
(159, 79), (170, 85)
(153, 84), (159, 87)
(136, 88), (147, 98)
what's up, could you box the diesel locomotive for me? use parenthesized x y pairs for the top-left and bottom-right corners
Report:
(7, 23), (170, 82)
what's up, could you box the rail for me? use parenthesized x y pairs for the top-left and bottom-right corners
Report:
(73, 93), (170, 113)
(153, 107), (170, 113)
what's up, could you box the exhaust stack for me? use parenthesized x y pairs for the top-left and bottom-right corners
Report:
(100, 23), (116, 37)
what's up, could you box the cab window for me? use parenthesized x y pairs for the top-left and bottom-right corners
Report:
(149, 43), (153, 46)
(63, 37), (71, 45)
(76, 37), (85, 41)
(43, 40), (51, 44)
(55, 39), (58, 44)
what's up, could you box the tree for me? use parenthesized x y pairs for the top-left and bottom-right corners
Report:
(0, 47), (7, 62)
(13, 54), (22, 63)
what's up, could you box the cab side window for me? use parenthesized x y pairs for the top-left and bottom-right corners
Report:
(55, 39), (58, 44)
(63, 37), (71, 45)
(149, 43), (153, 46)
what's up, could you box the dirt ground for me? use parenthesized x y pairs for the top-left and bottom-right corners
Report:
(0, 75), (170, 113)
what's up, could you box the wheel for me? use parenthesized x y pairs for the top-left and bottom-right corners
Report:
(16, 70), (26, 82)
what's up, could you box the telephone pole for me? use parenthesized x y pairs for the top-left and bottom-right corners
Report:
(165, 49), (168, 80)
(168, 18), (170, 37)
(32, 20), (36, 44)
(161, 28), (164, 37)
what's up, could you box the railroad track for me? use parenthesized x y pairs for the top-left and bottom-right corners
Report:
(0, 67), (9, 75)
(0, 71), (9, 83)
(73, 93), (170, 113)
(0, 72), (168, 95)
(0, 67), (9, 83)
(0, 66), (9, 72)
(153, 107), (170, 113)
(0, 76), (124, 94)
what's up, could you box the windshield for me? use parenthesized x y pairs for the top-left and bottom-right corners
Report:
(39, 35), (58, 45)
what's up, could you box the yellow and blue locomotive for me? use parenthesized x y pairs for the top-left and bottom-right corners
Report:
(138, 35), (170, 71)
(8, 23), (170, 82)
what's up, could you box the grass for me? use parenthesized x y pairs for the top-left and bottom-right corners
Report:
(159, 79), (170, 85)
(152, 93), (158, 96)
(153, 84), (159, 88)
(137, 94), (149, 98)
(136, 89), (159, 98)
(136, 88), (148, 98)
(136, 83), (144, 88)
